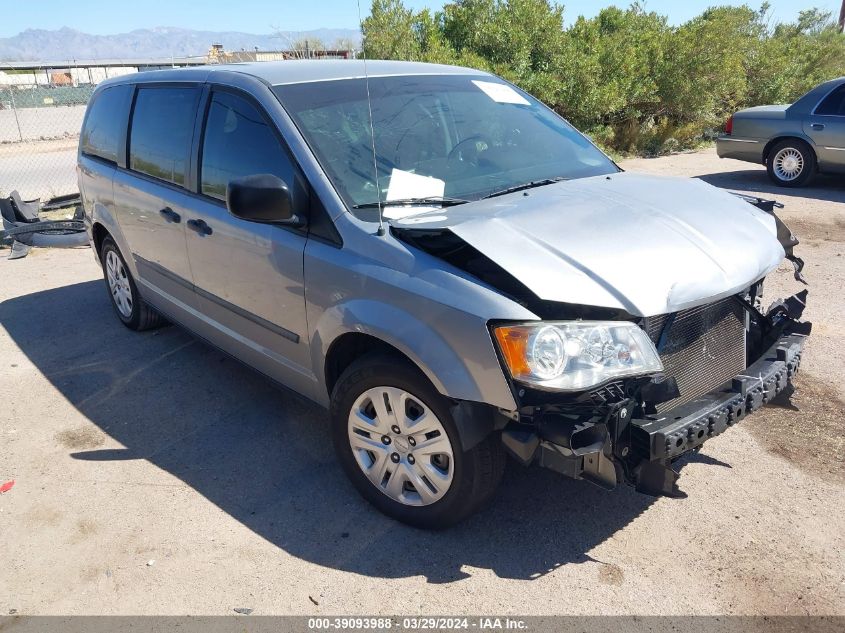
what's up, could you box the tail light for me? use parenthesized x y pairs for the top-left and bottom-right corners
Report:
(725, 115), (733, 135)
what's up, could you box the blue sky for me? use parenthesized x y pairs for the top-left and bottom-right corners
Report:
(2, 0), (841, 37)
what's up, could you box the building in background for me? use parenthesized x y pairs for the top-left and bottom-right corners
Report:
(1, 42), (355, 91)
(0, 44), (356, 200)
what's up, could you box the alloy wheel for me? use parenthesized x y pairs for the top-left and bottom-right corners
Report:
(773, 147), (804, 182)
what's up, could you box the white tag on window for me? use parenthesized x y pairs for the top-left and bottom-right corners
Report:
(472, 80), (530, 105)
(386, 169), (445, 202)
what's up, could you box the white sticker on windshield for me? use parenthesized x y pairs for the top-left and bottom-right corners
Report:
(472, 80), (530, 105)
(386, 169), (445, 202)
(382, 206), (440, 220)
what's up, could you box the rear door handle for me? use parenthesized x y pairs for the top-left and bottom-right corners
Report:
(811, 123), (825, 130)
(159, 207), (181, 223)
(186, 218), (213, 236)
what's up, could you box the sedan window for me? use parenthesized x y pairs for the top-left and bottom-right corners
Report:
(816, 84), (845, 116)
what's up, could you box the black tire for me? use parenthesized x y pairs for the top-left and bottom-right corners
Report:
(330, 353), (505, 529)
(766, 139), (816, 187)
(100, 236), (165, 331)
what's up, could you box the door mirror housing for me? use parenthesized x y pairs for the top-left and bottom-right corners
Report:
(226, 174), (303, 226)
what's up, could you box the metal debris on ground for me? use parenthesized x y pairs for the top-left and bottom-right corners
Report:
(233, 608), (254, 615)
(0, 191), (88, 259)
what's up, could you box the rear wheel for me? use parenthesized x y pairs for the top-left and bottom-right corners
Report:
(766, 139), (815, 187)
(100, 236), (165, 331)
(330, 353), (505, 528)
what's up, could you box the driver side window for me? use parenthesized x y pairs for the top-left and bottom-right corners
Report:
(200, 90), (298, 201)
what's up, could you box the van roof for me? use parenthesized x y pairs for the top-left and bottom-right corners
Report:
(226, 60), (486, 85)
(105, 60), (487, 88)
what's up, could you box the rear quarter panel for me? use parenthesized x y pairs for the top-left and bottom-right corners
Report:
(719, 115), (817, 164)
(78, 154), (129, 270)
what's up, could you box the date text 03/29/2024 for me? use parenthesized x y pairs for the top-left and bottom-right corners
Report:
(307, 617), (528, 630)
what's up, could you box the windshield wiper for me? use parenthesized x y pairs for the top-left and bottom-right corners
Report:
(352, 196), (470, 209)
(481, 177), (568, 200)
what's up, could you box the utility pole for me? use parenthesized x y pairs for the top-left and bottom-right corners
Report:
(840, 0), (844, 33)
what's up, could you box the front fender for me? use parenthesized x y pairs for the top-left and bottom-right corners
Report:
(312, 299), (517, 412)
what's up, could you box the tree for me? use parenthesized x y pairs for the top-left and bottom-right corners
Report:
(362, 0), (424, 60)
(292, 37), (326, 53)
(332, 37), (359, 52)
(360, 0), (845, 154)
(273, 31), (327, 58)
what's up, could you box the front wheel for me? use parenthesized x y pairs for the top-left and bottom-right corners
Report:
(766, 139), (816, 187)
(330, 354), (505, 528)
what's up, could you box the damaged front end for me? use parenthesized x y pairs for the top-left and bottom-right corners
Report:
(395, 192), (811, 498)
(499, 288), (809, 498)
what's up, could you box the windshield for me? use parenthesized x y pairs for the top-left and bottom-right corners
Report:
(274, 74), (617, 221)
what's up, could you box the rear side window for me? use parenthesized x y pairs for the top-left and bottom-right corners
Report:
(129, 86), (199, 187)
(80, 85), (130, 163)
(816, 84), (845, 116)
(200, 90), (297, 200)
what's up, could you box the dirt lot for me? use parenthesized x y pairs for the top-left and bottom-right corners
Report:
(0, 148), (843, 616)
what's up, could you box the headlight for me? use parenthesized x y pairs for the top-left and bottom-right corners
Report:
(492, 321), (663, 391)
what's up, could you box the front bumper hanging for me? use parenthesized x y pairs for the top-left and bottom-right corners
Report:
(500, 292), (811, 498)
(628, 323), (807, 497)
(631, 329), (805, 463)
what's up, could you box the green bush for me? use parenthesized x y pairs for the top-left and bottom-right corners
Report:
(362, 0), (845, 154)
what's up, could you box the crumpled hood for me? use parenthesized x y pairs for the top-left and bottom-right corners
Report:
(393, 172), (785, 316)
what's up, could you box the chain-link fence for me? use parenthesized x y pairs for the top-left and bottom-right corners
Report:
(0, 51), (356, 203)
(0, 82), (94, 202)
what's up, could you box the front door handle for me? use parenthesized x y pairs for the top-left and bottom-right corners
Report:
(186, 218), (213, 236)
(159, 207), (181, 223)
(812, 123), (825, 130)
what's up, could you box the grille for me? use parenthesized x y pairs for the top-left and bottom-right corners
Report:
(644, 297), (747, 412)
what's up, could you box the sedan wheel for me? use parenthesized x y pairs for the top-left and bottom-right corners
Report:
(766, 139), (815, 187)
(348, 386), (454, 506)
(772, 147), (804, 182)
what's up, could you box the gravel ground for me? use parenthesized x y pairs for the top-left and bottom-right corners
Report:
(0, 147), (843, 616)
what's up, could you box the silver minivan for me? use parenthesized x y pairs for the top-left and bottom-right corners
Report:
(78, 60), (811, 528)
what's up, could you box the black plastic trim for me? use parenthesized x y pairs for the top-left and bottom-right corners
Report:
(134, 255), (300, 344)
(194, 285), (300, 344)
(135, 255), (192, 290)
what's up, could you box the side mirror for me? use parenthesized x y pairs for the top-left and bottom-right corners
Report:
(226, 174), (303, 226)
